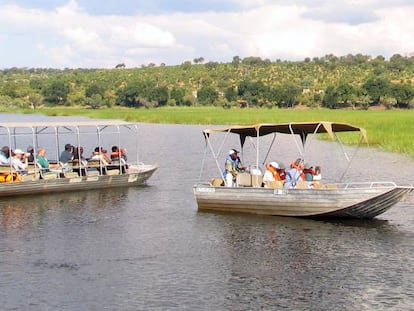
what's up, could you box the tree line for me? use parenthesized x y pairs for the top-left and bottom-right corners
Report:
(1, 53), (414, 110)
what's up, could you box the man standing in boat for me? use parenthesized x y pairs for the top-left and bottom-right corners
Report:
(223, 149), (245, 187)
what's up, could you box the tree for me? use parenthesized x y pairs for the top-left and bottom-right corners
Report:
(363, 77), (390, 105)
(232, 56), (241, 67)
(148, 86), (169, 106)
(42, 80), (70, 105)
(193, 57), (204, 64)
(224, 87), (237, 102)
(336, 82), (357, 108)
(390, 83), (414, 108)
(170, 87), (185, 106)
(85, 83), (105, 98)
(280, 83), (300, 108)
(322, 85), (339, 109)
(197, 86), (218, 105)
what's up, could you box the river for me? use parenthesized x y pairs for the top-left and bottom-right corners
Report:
(0, 114), (413, 310)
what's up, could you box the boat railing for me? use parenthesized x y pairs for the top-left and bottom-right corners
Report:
(339, 181), (398, 189)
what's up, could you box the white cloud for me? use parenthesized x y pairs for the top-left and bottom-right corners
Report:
(1, 0), (414, 68)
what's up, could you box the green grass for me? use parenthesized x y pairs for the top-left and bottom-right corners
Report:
(5, 107), (414, 157)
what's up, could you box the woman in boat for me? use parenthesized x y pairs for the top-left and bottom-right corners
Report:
(284, 158), (305, 189)
(110, 146), (127, 163)
(263, 162), (284, 187)
(91, 147), (112, 165)
(9, 148), (28, 174)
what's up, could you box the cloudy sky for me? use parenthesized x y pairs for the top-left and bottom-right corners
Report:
(1, 0), (414, 69)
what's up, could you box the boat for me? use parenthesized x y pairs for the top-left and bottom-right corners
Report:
(0, 120), (157, 197)
(193, 121), (413, 218)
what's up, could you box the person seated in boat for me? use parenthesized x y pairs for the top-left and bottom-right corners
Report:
(91, 146), (111, 165)
(59, 143), (74, 164)
(71, 146), (88, 176)
(109, 146), (128, 173)
(26, 146), (35, 163)
(303, 165), (322, 187)
(35, 148), (60, 172)
(313, 166), (322, 181)
(8, 148), (28, 174)
(73, 146), (87, 165)
(284, 158), (306, 189)
(223, 149), (246, 187)
(110, 146), (127, 163)
(303, 166), (316, 182)
(263, 162), (284, 187)
(0, 146), (11, 164)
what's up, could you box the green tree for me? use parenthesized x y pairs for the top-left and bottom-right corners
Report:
(279, 83), (300, 108)
(323, 86), (339, 109)
(197, 85), (218, 105)
(42, 80), (70, 105)
(224, 87), (237, 102)
(170, 87), (185, 106)
(390, 83), (414, 108)
(363, 77), (390, 105)
(85, 83), (105, 98)
(148, 86), (169, 106)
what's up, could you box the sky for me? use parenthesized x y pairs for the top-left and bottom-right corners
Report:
(1, 0), (414, 69)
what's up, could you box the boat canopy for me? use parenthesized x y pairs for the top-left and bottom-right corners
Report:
(203, 121), (367, 146)
(0, 120), (134, 129)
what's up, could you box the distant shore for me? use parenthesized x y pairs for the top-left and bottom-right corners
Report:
(3, 107), (414, 158)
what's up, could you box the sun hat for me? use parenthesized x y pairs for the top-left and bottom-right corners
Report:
(13, 148), (25, 154)
(269, 161), (280, 169)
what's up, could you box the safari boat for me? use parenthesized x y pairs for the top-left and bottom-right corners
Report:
(193, 121), (413, 218)
(0, 120), (157, 197)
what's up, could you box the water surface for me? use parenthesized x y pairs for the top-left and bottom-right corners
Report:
(0, 115), (413, 310)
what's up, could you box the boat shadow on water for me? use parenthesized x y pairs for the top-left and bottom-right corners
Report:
(0, 186), (153, 229)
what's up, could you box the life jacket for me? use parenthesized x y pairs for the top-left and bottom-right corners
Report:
(223, 155), (236, 176)
(290, 162), (305, 180)
(110, 151), (120, 161)
(265, 164), (282, 181)
(0, 172), (22, 183)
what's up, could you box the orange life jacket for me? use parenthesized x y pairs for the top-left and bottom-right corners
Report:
(0, 172), (22, 183)
(266, 164), (282, 181)
(290, 162), (305, 180)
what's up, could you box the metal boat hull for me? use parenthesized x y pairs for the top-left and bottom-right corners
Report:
(194, 184), (413, 218)
(0, 165), (157, 198)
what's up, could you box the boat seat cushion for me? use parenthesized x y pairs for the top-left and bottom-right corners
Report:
(236, 173), (252, 187)
(210, 178), (224, 187)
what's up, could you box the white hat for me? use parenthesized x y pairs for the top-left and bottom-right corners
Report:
(229, 149), (236, 155)
(13, 148), (25, 154)
(269, 161), (279, 169)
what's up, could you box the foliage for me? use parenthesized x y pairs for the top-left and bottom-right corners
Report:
(2, 53), (414, 110)
(42, 80), (70, 105)
(9, 106), (414, 157)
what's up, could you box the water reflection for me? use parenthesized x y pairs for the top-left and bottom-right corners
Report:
(0, 115), (414, 310)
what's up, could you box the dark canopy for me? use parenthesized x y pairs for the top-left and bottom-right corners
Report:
(203, 121), (367, 146)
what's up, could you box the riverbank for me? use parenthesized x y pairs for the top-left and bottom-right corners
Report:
(4, 107), (414, 157)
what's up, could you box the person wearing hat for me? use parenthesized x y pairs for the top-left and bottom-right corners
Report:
(9, 148), (28, 174)
(223, 149), (245, 187)
(263, 161), (284, 187)
(59, 143), (74, 164)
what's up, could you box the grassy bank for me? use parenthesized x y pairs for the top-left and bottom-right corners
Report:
(7, 107), (414, 157)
